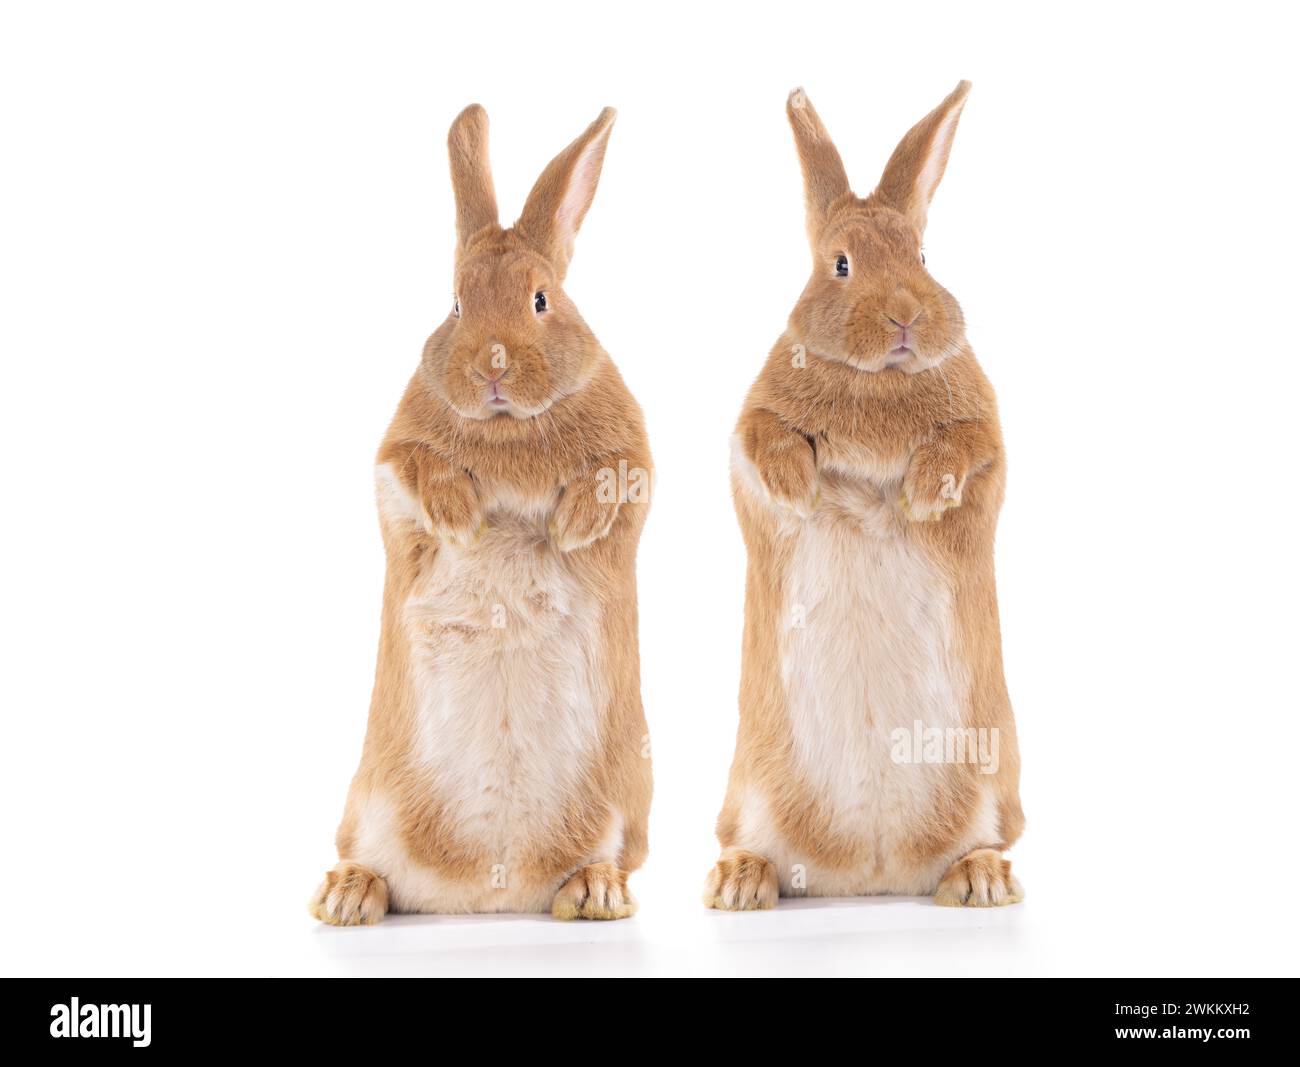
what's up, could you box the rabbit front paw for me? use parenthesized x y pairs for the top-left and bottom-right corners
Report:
(901, 454), (967, 523)
(419, 473), (485, 547)
(549, 480), (621, 552)
(754, 447), (818, 519)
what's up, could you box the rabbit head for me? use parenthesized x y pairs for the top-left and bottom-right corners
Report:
(424, 105), (617, 422)
(785, 82), (971, 375)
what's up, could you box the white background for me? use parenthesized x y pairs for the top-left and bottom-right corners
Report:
(2, 0), (1297, 977)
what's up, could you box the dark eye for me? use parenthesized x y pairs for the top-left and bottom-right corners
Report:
(920, 250), (927, 266)
(834, 254), (849, 277)
(452, 296), (460, 317)
(534, 291), (548, 314)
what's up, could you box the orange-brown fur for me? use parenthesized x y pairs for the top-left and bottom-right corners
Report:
(707, 83), (1024, 908)
(313, 105), (653, 924)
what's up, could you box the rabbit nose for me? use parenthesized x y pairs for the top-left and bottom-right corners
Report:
(472, 350), (509, 382)
(885, 290), (923, 332)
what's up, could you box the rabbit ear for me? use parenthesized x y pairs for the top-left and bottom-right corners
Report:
(448, 104), (499, 250)
(787, 88), (852, 239)
(874, 80), (971, 233)
(515, 107), (617, 272)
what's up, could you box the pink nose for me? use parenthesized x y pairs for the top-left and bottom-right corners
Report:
(887, 312), (920, 330)
(480, 364), (506, 383)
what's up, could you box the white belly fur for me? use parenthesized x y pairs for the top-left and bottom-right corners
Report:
(358, 464), (614, 913)
(732, 440), (999, 895)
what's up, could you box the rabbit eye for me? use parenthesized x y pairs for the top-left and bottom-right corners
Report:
(452, 296), (460, 317)
(534, 291), (548, 314)
(920, 250), (927, 266)
(834, 254), (849, 277)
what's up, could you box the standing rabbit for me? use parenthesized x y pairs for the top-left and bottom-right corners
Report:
(312, 105), (653, 924)
(706, 83), (1024, 909)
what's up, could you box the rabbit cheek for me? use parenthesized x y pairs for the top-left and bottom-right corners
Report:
(428, 344), (483, 415)
(789, 296), (841, 362)
(846, 305), (896, 365)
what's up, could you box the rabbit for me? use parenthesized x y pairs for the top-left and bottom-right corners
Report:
(704, 82), (1025, 910)
(311, 104), (653, 924)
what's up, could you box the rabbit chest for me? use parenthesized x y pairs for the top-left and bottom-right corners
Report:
(400, 512), (607, 860)
(740, 435), (974, 862)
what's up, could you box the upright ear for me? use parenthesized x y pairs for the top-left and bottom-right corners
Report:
(874, 80), (971, 232)
(787, 88), (852, 240)
(515, 107), (617, 273)
(448, 104), (499, 250)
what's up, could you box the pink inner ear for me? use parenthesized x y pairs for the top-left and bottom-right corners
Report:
(917, 105), (962, 208)
(555, 129), (609, 248)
